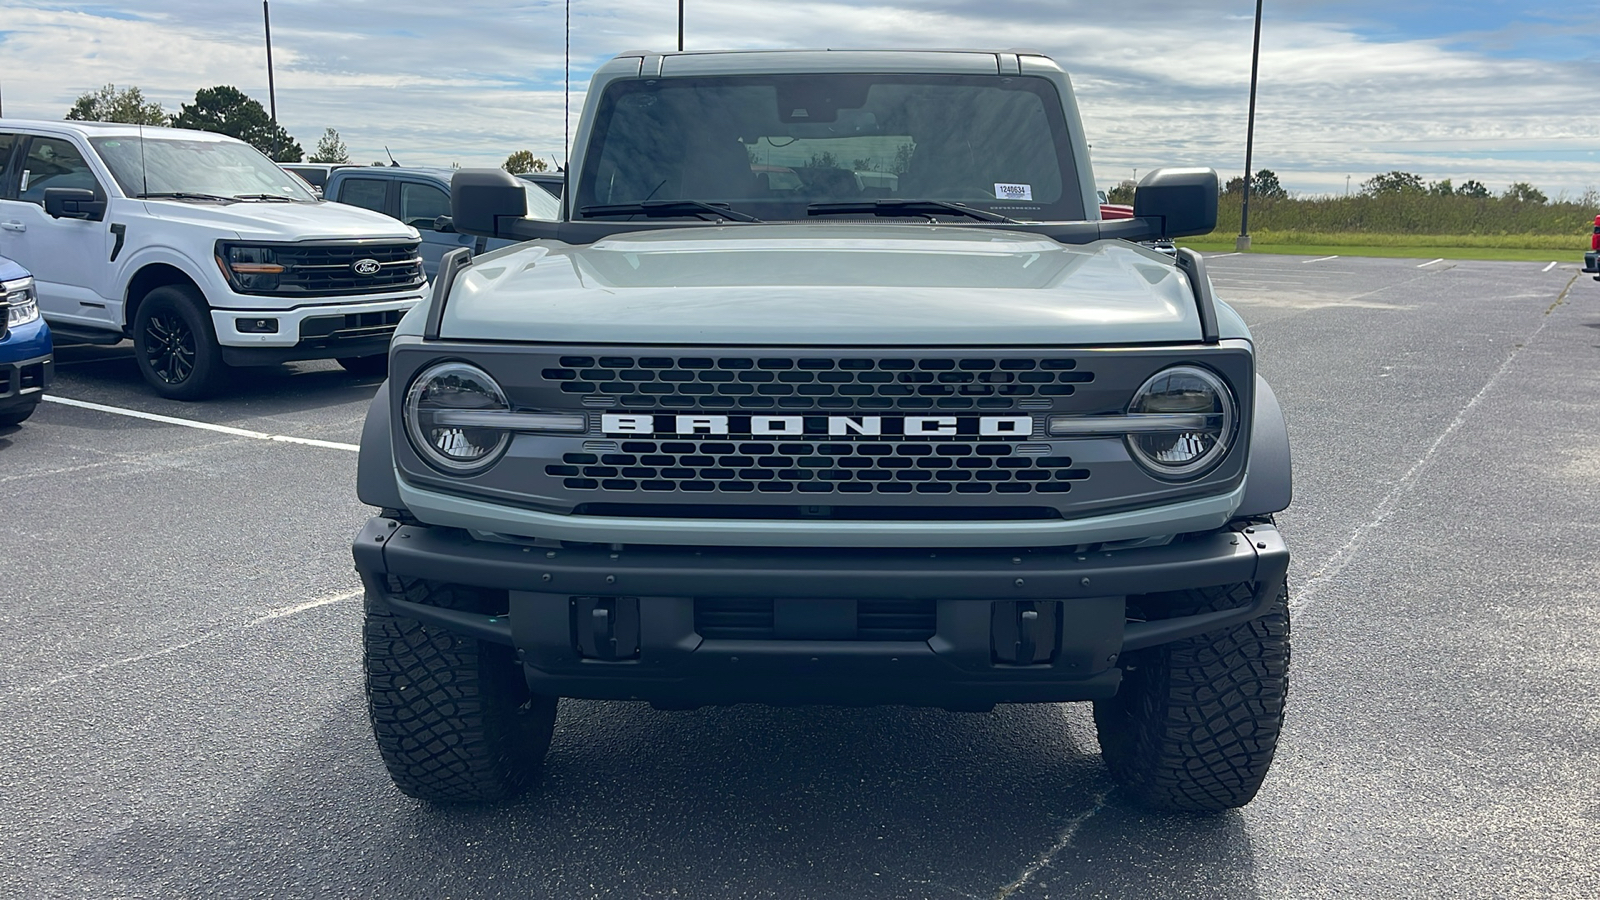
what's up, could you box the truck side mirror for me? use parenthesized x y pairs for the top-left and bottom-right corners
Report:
(450, 169), (527, 239)
(44, 187), (107, 222)
(1133, 168), (1218, 238)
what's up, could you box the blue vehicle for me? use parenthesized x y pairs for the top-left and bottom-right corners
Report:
(325, 166), (561, 280)
(0, 254), (52, 426)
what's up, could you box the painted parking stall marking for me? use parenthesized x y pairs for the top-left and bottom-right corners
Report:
(42, 395), (359, 452)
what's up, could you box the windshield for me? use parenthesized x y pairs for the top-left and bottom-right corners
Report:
(577, 73), (1082, 222)
(91, 135), (316, 201)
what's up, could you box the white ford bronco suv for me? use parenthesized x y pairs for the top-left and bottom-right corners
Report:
(353, 50), (1294, 813)
(0, 121), (425, 399)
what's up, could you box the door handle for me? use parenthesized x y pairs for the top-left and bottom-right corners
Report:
(0, 222), (24, 232)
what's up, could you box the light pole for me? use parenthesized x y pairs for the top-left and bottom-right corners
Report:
(263, 1), (279, 161)
(1236, 0), (1263, 252)
(678, 0), (684, 51)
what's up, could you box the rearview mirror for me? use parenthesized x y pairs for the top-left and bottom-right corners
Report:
(450, 169), (528, 239)
(44, 187), (106, 222)
(1133, 168), (1218, 238)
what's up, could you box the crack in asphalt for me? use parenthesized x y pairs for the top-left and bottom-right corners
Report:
(10, 587), (361, 696)
(993, 789), (1111, 899)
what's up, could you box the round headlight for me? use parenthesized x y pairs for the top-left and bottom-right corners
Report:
(1125, 365), (1236, 479)
(404, 362), (512, 473)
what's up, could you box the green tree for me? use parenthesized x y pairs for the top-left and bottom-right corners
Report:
(308, 128), (350, 164)
(502, 150), (547, 174)
(65, 84), (168, 125)
(1361, 171), (1425, 194)
(1107, 179), (1137, 204)
(171, 86), (303, 161)
(1501, 182), (1547, 204)
(1428, 178), (1454, 197)
(1457, 179), (1491, 199)
(1251, 169), (1288, 199)
(1223, 170), (1286, 198)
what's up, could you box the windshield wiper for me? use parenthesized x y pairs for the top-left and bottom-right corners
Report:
(579, 200), (762, 223)
(136, 191), (234, 203)
(231, 193), (299, 202)
(808, 199), (1017, 224)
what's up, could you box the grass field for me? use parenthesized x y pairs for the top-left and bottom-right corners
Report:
(1179, 230), (1580, 262)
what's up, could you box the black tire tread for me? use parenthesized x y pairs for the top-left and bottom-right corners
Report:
(1094, 581), (1290, 813)
(364, 578), (555, 803)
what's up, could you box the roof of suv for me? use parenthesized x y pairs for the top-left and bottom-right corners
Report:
(0, 119), (242, 142)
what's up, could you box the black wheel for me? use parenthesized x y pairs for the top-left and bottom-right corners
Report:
(337, 354), (389, 378)
(1093, 580), (1290, 813)
(364, 578), (557, 803)
(0, 398), (39, 427)
(132, 285), (229, 400)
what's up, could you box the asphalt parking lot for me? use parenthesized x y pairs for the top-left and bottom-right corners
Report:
(2, 253), (1597, 899)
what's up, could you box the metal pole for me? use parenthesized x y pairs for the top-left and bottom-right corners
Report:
(1236, 0), (1263, 252)
(264, 1), (279, 160)
(678, 0), (684, 51)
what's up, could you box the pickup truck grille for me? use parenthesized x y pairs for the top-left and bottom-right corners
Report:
(547, 439), (1091, 495)
(235, 241), (423, 297)
(545, 355), (1094, 411)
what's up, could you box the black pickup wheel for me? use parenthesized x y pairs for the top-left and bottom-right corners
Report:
(1093, 580), (1290, 812)
(364, 578), (557, 803)
(132, 285), (229, 400)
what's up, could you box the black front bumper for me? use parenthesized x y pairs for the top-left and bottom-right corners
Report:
(353, 518), (1289, 709)
(0, 352), (52, 413)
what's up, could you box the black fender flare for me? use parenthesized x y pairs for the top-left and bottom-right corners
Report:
(356, 382), (404, 511)
(1238, 374), (1293, 517)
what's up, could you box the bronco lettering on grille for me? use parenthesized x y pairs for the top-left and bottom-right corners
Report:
(602, 414), (1033, 438)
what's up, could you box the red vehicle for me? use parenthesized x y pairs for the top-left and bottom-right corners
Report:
(1585, 215), (1599, 275)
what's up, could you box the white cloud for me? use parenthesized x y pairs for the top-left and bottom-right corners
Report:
(1, 1), (1594, 195)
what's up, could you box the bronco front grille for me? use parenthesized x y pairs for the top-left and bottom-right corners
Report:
(547, 439), (1090, 495)
(544, 355), (1094, 411)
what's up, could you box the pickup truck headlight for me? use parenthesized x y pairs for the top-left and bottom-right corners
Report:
(404, 362), (513, 473)
(216, 244), (284, 293)
(1122, 365), (1236, 478)
(3, 276), (40, 327)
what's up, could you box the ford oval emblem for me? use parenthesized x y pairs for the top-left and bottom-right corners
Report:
(352, 258), (382, 276)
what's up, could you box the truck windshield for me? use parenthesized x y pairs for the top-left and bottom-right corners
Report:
(576, 73), (1083, 223)
(90, 136), (316, 202)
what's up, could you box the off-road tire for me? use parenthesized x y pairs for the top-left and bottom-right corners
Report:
(364, 578), (557, 803)
(132, 285), (229, 400)
(1093, 581), (1290, 813)
(337, 355), (388, 378)
(0, 398), (39, 427)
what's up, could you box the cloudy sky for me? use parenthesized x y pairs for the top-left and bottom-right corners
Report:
(2, 1), (1596, 198)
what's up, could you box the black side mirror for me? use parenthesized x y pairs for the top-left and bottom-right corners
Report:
(1133, 168), (1218, 238)
(450, 169), (528, 239)
(44, 187), (107, 222)
(432, 215), (456, 234)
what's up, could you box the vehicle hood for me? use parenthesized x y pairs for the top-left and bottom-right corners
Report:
(441, 224), (1201, 346)
(0, 255), (28, 282)
(134, 198), (417, 242)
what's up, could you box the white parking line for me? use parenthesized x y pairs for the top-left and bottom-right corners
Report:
(1542, 261), (1558, 272)
(1205, 252), (1241, 259)
(1418, 258), (1446, 268)
(1302, 255), (1340, 264)
(42, 395), (359, 452)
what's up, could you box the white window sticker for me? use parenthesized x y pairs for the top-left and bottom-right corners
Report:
(19, 171), (30, 192)
(994, 182), (1033, 201)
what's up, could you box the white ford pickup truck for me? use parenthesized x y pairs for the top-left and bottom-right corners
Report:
(0, 120), (425, 398)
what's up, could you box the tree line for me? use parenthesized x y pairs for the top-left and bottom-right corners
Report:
(67, 83), (350, 164)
